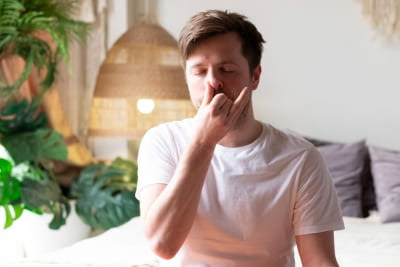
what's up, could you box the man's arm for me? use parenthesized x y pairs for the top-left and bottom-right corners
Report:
(295, 231), (339, 267)
(139, 86), (250, 259)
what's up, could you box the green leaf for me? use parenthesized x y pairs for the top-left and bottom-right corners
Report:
(2, 128), (67, 164)
(110, 157), (138, 190)
(0, 47), (34, 96)
(0, 158), (25, 229)
(3, 205), (13, 228)
(0, 0), (91, 97)
(0, 158), (22, 205)
(73, 163), (140, 230)
(0, 34), (15, 50)
(2, 204), (25, 229)
(0, 157), (12, 179)
(20, 178), (70, 229)
(2, 133), (39, 164)
(0, 98), (47, 135)
(13, 204), (23, 220)
(35, 128), (68, 160)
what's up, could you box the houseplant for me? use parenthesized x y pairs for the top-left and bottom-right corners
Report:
(70, 157), (140, 230)
(0, 0), (90, 102)
(0, 0), (89, 230)
(0, 98), (69, 229)
(0, 0), (140, 233)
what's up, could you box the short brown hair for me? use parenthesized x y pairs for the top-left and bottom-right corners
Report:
(178, 10), (265, 72)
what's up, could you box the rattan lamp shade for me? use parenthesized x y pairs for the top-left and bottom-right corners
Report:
(88, 22), (195, 140)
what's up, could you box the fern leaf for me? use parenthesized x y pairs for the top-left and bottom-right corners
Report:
(0, 0), (91, 99)
(0, 48), (34, 96)
(0, 34), (16, 52)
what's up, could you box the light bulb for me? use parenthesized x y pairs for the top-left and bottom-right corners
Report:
(137, 98), (155, 114)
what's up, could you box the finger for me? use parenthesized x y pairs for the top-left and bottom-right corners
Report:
(210, 93), (228, 110)
(227, 87), (250, 120)
(233, 86), (250, 106)
(218, 98), (233, 117)
(201, 84), (214, 107)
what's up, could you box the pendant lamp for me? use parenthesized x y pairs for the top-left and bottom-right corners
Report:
(88, 19), (195, 160)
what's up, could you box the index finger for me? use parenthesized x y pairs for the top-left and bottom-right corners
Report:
(201, 84), (214, 107)
(227, 86), (250, 118)
(233, 86), (250, 106)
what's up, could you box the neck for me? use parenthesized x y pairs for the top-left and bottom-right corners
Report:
(218, 105), (262, 147)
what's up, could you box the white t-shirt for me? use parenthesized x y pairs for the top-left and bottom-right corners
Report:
(136, 119), (344, 267)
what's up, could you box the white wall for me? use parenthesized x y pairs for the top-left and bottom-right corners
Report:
(106, 0), (128, 48)
(156, 0), (400, 150)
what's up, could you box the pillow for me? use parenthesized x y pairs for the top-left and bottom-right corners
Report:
(304, 136), (332, 147)
(305, 138), (367, 217)
(368, 146), (400, 223)
(360, 155), (377, 216)
(306, 137), (376, 217)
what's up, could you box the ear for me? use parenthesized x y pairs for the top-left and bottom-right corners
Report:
(251, 65), (262, 90)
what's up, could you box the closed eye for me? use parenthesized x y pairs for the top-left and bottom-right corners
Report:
(220, 64), (236, 73)
(191, 69), (206, 75)
(221, 67), (235, 73)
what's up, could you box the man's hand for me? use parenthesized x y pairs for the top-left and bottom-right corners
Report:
(193, 85), (251, 147)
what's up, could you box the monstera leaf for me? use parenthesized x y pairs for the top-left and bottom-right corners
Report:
(108, 157), (138, 191)
(20, 177), (70, 229)
(0, 158), (23, 229)
(0, 98), (47, 135)
(2, 128), (67, 164)
(72, 162), (140, 230)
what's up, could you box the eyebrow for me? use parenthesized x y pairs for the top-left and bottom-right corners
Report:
(189, 61), (237, 69)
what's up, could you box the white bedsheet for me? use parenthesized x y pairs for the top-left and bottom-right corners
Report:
(320, 212), (400, 267)
(5, 213), (400, 267)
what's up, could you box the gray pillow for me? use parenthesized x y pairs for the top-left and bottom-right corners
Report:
(316, 140), (367, 217)
(306, 137), (375, 217)
(369, 146), (400, 223)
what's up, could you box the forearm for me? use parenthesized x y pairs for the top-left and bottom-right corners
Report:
(296, 231), (339, 267)
(143, 137), (215, 258)
(302, 261), (339, 267)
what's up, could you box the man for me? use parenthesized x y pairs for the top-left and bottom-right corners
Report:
(136, 10), (344, 266)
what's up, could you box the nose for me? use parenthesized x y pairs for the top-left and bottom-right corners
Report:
(206, 69), (223, 93)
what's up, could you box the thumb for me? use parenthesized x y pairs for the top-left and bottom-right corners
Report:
(201, 84), (214, 106)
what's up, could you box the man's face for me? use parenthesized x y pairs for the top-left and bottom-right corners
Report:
(185, 32), (261, 109)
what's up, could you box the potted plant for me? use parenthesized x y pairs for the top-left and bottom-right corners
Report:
(0, 98), (70, 229)
(0, 0), (140, 258)
(70, 157), (140, 230)
(0, 99), (80, 258)
(0, 0), (90, 230)
(0, 0), (90, 103)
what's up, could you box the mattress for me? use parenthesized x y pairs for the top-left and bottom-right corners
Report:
(5, 212), (400, 267)
(295, 212), (400, 266)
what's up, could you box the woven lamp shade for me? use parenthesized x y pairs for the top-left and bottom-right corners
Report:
(88, 22), (196, 140)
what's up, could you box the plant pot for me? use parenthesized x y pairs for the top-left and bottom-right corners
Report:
(0, 209), (25, 264)
(17, 200), (91, 257)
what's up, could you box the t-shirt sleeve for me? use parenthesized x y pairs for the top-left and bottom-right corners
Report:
(293, 147), (345, 235)
(135, 125), (177, 201)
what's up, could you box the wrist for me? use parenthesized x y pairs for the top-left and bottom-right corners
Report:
(190, 132), (217, 152)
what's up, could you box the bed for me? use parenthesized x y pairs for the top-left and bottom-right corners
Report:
(5, 138), (400, 266)
(4, 212), (400, 267)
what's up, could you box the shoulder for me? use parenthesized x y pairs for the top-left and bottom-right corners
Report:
(263, 123), (316, 157)
(143, 118), (194, 141)
(139, 119), (194, 157)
